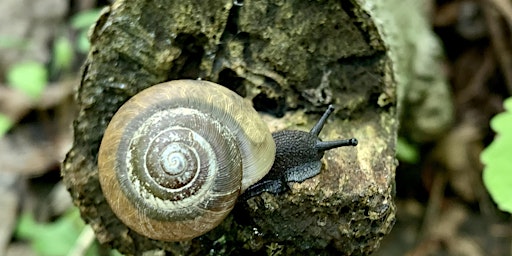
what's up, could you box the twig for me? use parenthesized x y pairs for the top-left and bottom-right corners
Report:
(487, 0), (512, 25)
(456, 49), (495, 105)
(483, 3), (512, 94)
(417, 171), (447, 243)
(67, 225), (95, 256)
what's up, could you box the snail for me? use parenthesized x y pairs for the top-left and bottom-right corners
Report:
(97, 79), (357, 242)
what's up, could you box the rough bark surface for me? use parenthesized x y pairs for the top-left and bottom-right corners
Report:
(62, 0), (397, 255)
(370, 0), (452, 142)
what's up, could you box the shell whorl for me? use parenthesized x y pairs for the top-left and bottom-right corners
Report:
(98, 80), (276, 241)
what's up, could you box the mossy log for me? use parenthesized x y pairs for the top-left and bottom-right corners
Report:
(62, 0), (404, 255)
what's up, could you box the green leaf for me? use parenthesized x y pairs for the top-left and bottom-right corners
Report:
(0, 114), (13, 137)
(396, 137), (419, 163)
(0, 37), (29, 50)
(15, 209), (85, 256)
(110, 249), (124, 256)
(490, 98), (512, 134)
(6, 61), (48, 99)
(52, 35), (74, 73)
(504, 97), (512, 111)
(70, 9), (102, 29)
(76, 30), (91, 53)
(481, 97), (512, 213)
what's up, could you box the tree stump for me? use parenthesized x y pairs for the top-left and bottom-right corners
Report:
(62, 0), (400, 254)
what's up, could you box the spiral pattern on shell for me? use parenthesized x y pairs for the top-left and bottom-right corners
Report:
(98, 80), (276, 241)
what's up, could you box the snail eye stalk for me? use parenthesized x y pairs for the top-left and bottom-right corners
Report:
(312, 105), (358, 151)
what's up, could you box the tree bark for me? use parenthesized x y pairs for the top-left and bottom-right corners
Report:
(62, 0), (400, 255)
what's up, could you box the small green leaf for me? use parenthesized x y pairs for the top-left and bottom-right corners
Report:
(504, 97), (512, 110)
(52, 35), (74, 73)
(0, 37), (29, 49)
(110, 249), (123, 256)
(70, 9), (102, 29)
(7, 61), (48, 99)
(76, 30), (91, 53)
(396, 137), (419, 163)
(481, 97), (512, 213)
(0, 114), (13, 137)
(490, 98), (512, 134)
(16, 209), (85, 256)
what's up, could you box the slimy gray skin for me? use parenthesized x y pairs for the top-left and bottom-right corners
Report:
(240, 105), (358, 201)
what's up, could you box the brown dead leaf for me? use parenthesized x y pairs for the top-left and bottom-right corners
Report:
(0, 78), (76, 124)
(433, 119), (485, 202)
(0, 120), (72, 175)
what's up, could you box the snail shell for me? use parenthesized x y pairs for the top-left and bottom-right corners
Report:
(98, 80), (276, 241)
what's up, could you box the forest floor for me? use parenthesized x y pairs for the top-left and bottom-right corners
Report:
(0, 0), (510, 255)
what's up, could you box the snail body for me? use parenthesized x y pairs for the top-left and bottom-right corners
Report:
(98, 80), (357, 242)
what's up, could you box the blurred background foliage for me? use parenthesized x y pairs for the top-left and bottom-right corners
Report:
(0, 0), (511, 255)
